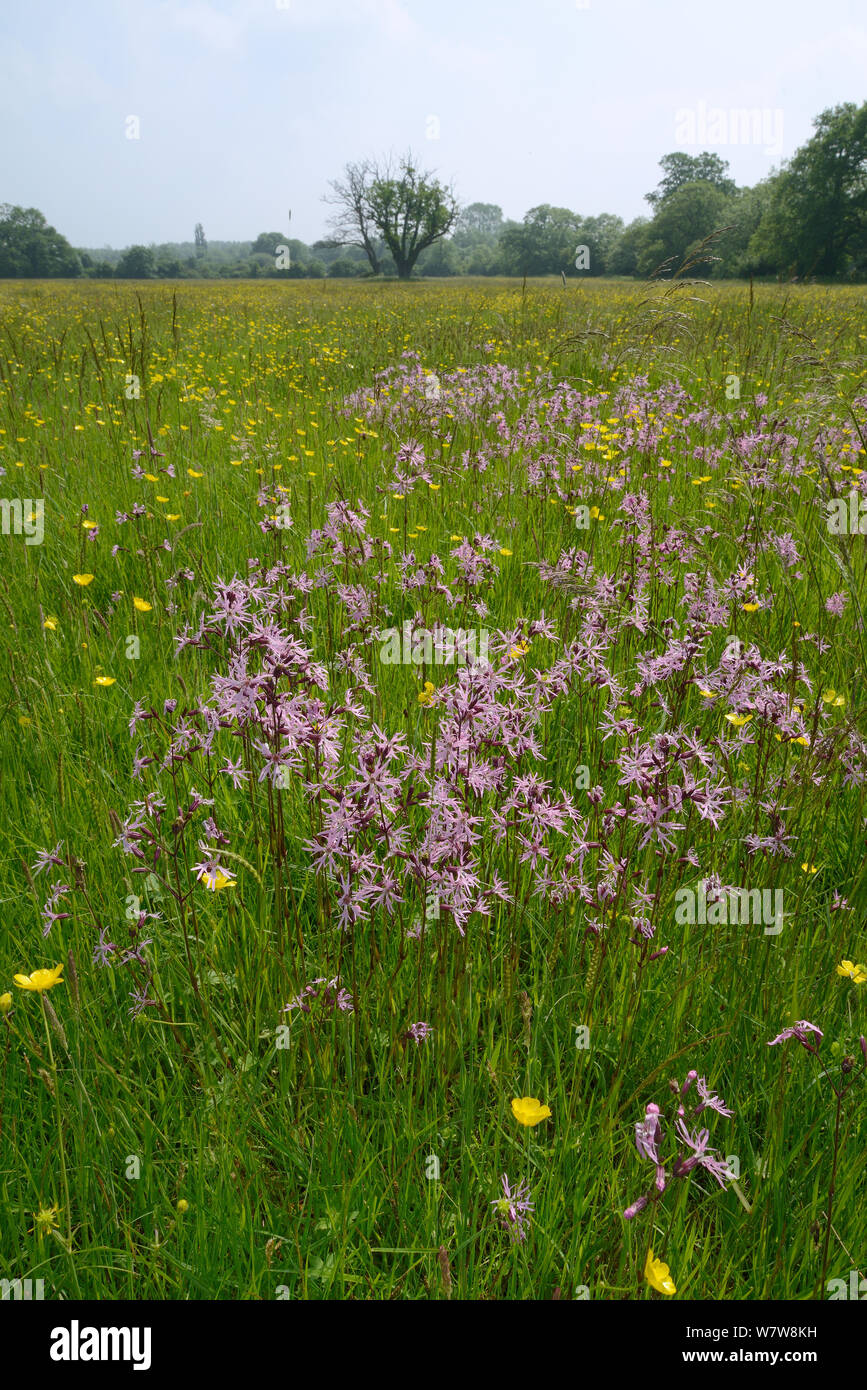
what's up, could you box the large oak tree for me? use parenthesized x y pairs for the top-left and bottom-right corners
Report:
(324, 153), (457, 279)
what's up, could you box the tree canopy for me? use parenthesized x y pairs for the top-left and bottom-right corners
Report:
(324, 152), (457, 279)
(0, 205), (80, 277)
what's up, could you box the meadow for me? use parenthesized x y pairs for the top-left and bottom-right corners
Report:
(0, 275), (865, 1300)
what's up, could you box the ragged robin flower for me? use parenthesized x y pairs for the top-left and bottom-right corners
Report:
(491, 1173), (533, 1243)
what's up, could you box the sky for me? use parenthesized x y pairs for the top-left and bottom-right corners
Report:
(1, 0), (865, 249)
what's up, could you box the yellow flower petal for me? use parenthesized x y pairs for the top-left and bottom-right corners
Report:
(510, 1096), (551, 1127)
(644, 1250), (676, 1296)
(14, 964), (64, 992)
(837, 960), (867, 983)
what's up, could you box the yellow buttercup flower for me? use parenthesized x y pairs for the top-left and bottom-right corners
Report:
(94, 676), (116, 686)
(177, 1198), (190, 1213)
(14, 964), (64, 992)
(418, 681), (436, 707)
(836, 960), (867, 984)
(741, 602), (760, 612)
(821, 689), (846, 708)
(697, 687), (717, 699)
(509, 641), (531, 660)
(0, 991), (12, 1013)
(644, 1250), (676, 1295)
(724, 713), (752, 727)
(801, 862), (818, 874)
(72, 574), (94, 586)
(511, 1096), (551, 1127)
(499, 547), (512, 556)
(133, 597), (152, 612)
(43, 617), (58, 630)
(30, 1203), (62, 1238)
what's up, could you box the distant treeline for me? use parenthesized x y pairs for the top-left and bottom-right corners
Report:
(2, 103), (865, 282)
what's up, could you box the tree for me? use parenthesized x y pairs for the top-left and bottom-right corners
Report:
(749, 103), (867, 277)
(194, 223), (207, 258)
(328, 255), (366, 278)
(499, 205), (583, 276)
(417, 238), (460, 276)
(646, 153), (737, 210)
(713, 182), (778, 277)
(251, 231), (290, 256)
(453, 202), (504, 245)
(641, 181), (730, 274)
(575, 213), (625, 276)
(323, 159), (383, 274)
(325, 152), (458, 279)
(606, 218), (652, 277)
(115, 245), (155, 278)
(460, 242), (505, 276)
(0, 205), (80, 277)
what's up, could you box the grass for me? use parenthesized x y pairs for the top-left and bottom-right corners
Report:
(0, 274), (865, 1300)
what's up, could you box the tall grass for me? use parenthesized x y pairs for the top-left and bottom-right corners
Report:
(0, 276), (865, 1299)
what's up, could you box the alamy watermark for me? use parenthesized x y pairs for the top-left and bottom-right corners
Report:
(827, 490), (867, 534)
(827, 1271), (867, 1300)
(50, 1321), (151, 1370)
(674, 881), (783, 935)
(377, 622), (489, 667)
(674, 101), (784, 157)
(0, 498), (43, 545)
(1, 1277), (45, 1299)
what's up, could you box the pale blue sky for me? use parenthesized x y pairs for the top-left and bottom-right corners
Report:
(1, 0), (865, 248)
